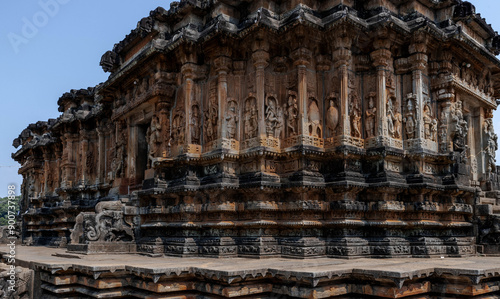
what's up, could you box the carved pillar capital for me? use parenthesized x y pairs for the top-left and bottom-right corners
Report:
(180, 63), (197, 79)
(252, 50), (269, 69)
(291, 47), (312, 67)
(409, 53), (428, 71)
(214, 56), (232, 74)
(370, 49), (392, 68)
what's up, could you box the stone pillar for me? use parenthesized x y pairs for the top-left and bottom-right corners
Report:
(408, 34), (428, 143)
(214, 54), (232, 144)
(157, 100), (170, 158)
(180, 48), (197, 152)
(371, 42), (392, 140)
(127, 121), (136, 181)
(233, 61), (246, 141)
(472, 107), (483, 181)
(436, 91), (454, 153)
(54, 144), (62, 192)
(252, 37), (270, 140)
(331, 34), (352, 140)
(79, 129), (89, 186)
(97, 126), (105, 184)
(42, 150), (50, 196)
(291, 48), (312, 136)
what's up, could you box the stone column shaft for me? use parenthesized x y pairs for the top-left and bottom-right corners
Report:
(181, 63), (196, 145)
(252, 51), (269, 139)
(371, 48), (392, 138)
(333, 46), (352, 138)
(97, 129), (105, 183)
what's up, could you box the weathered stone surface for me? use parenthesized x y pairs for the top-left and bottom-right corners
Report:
(10, 0), (500, 261)
(4, 247), (500, 298)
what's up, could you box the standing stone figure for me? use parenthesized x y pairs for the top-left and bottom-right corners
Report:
(423, 103), (433, 140)
(451, 100), (468, 151)
(308, 97), (321, 137)
(265, 96), (278, 137)
(275, 106), (284, 138)
(146, 115), (161, 165)
(190, 105), (201, 144)
(244, 97), (258, 139)
(387, 96), (395, 138)
(349, 93), (361, 138)
(205, 97), (218, 143)
(326, 94), (339, 137)
(484, 118), (498, 173)
(365, 93), (376, 138)
(285, 92), (298, 137)
(226, 99), (238, 139)
(404, 94), (416, 139)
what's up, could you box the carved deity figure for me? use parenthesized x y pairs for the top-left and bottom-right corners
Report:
(349, 93), (361, 138)
(386, 95), (397, 138)
(404, 94), (416, 139)
(430, 119), (438, 142)
(190, 105), (201, 144)
(285, 92), (298, 137)
(308, 97), (322, 137)
(226, 99), (238, 139)
(172, 111), (185, 145)
(451, 100), (468, 151)
(423, 102), (433, 140)
(244, 97), (258, 139)
(484, 118), (498, 173)
(146, 115), (161, 164)
(365, 93), (376, 138)
(326, 94), (339, 137)
(265, 96), (279, 137)
(205, 97), (218, 143)
(275, 106), (284, 139)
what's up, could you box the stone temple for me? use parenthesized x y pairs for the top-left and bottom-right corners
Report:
(7, 0), (500, 298)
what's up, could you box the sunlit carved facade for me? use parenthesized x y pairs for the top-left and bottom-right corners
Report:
(12, 0), (500, 258)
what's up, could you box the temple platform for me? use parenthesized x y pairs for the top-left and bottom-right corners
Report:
(3, 246), (500, 298)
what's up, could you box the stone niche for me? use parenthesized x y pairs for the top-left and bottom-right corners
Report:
(11, 0), (500, 258)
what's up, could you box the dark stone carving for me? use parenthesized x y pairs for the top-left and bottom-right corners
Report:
(100, 50), (118, 73)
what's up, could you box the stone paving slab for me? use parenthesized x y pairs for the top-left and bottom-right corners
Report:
(3, 246), (500, 280)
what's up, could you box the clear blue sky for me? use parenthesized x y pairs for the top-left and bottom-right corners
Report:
(0, 1), (499, 197)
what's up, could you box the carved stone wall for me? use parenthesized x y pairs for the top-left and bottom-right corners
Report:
(12, 0), (500, 257)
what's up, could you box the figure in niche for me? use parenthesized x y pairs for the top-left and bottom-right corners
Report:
(113, 142), (125, 178)
(349, 93), (361, 138)
(226, 98), (239, 139)
(484, 118), (498, 173)
(205, 97), (218, 143)
(285, 91), (299, 137)
(423, 101), (433, 140)
(172, 111), (185, 145)
(275, 106), (284, 139)
(326, 93), (339, 138)
(387, 95), (396, 138)
(308, 97), (322, 137)
(190, 105), (201, 144)
(146, 115), (161, 165)
(393, 105), (402, 139)
(365, 92), (376, 138)
(430, 119), (438, 142)
(439, 124), (448, 152)
(404, 94), (416, 139)
(265, 96), (279, 137)
(244, 97), (258, 139)
(451, 100), (468, 151)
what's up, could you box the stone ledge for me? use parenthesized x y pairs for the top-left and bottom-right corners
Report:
(3, 246), (500, 298)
